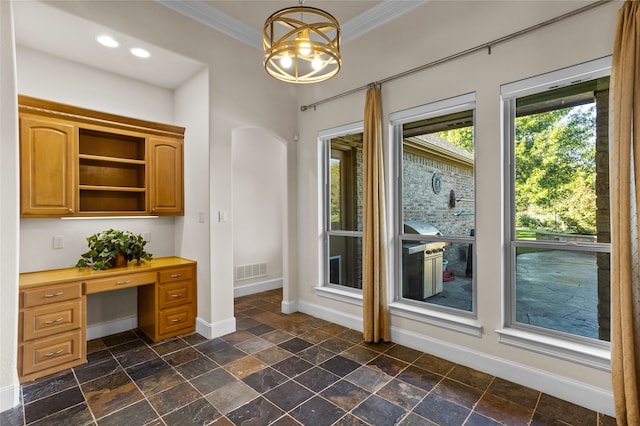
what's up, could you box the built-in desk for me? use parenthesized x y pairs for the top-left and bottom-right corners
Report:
(18, 256), (197, 382)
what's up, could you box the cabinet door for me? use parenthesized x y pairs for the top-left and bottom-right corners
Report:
(149, 137), (183, 215)
(20, 117), (76, 217)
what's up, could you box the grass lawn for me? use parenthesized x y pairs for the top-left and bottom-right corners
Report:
(516, 228), (537, 240)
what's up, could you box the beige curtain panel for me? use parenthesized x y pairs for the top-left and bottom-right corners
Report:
(362, 86), (390, 343)
(611, 1), (640, 425)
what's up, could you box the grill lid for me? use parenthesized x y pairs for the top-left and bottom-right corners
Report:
(404, 221), (442, 236)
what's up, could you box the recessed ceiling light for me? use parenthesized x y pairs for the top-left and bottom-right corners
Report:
(130, 48), (151, 58)
(97, 35), (119, 48)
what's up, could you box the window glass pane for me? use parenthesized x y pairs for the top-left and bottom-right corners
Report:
(515, 247), (610, 341)
(330, 134), (363, 232)
(402, 241), (473, 311)
(328, 235), (362, 289)
(402, 111), (474, 237)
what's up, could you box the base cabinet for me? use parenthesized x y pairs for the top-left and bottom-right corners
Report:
(18, 257), (197, 382)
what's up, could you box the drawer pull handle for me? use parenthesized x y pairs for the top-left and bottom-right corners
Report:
(44, 292), (64, 298)
(171, 318), (183, 323)
(171, 273), (182, 278)
(116, 280), (131, 285)
(45, 349), (64, 357)
(171, 293), (183, 298)
(45, 317), (64, 324)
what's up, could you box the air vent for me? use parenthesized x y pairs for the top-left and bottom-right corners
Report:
(235, 262), (267, 281)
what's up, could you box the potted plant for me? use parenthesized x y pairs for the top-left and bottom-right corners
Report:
(76, 229), (153, 270)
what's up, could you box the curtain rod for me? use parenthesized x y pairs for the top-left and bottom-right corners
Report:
(300, 0), (614, 112)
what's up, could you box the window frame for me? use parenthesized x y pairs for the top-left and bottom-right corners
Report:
(388, 93), (482, 336)
(317, 122), (365, 305)
(499, 57), (612, 370)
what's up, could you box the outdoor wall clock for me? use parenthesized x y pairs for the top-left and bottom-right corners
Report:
(432, 172), (442, 194)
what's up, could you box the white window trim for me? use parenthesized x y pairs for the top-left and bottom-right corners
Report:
(315, 285), (363, 306)
(390, 92), (479, 326)
(501, 56), (613, 365)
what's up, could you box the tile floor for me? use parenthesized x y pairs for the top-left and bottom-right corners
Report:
(1, 289), (616, 425)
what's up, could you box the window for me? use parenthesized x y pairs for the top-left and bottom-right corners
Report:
(321, 124), (364, 292)
(502, 58), (611, 360)
(391, 94), (477, 318)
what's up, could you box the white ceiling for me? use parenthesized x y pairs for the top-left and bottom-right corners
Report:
(12, 0), (426, 89)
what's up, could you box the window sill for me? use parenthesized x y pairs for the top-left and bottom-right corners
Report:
(388, 301), (482, 337)
(496, 328), (611, 371)
(315, 286), (363, 306)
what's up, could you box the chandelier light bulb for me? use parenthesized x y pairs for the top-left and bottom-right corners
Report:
(297, 29), (311, 56)
(280, 52), (293, 69)
(312, 54), (323, 70)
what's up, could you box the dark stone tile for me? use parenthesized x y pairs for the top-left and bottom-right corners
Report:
(367, 354), (409, 377)
(297, 345), (336, 365)
(162, 346), (203, 367)
(107, 339), (147, 356)
(181, 332), (209, 346)
(190, 367), (237, 394)
(412, 353), (456, 376)
(86, 348), (114, 364)
(599, 413), (618, 426)
(272, 356), (313, 377)
(320, 380), (370, 411)
(413, 393), (470, 426)
(87, 338), (107, 354)
(74, 358), (121, 384)
(397, 365), (443, 391)
(0, 403), (24, 426)
(264, 380), (314, 412)
(28, 402), (94, 426)
(22, 370), (77, 404)
(247, 323), (275, 336)
(97, 399), (158, 425)
(236, 337), (273, 354)
(474, 392), (533, 426)
(24, 386), (85, 424)
(175, 355), (218, 379)
(341, 345), (380, 364)
(333, 413), (369, 426)
(294, 366), (340, 393)
(253, 346), (292, 365)
(290, 396), (345, 426)
(534, 393), (597, 425)
(336, 329), (365, 344)
(242, 367), (288, 393)
(221, 330), (256, 345)
(116, 346), (160, 368)
(204, 380), (259, 415)
(152, 338), (189, 356)
(101, 330), (139, 347)
(432, 378), (483, 409)
(226, 396), (284, 425)
(277, 337), (314, 354)
(81, 370), (144, 419)
(162, 397), (220, 426)
(358, 341), (395, 353)
(209, 346), (247, 365)
(352, 394), (407, 426)
(383, 344), (422, 363)
(447, 365), (493, 391)
(148, 381), (201, 416)
(346, 365), (392, 393)
(196, 338), (231, 356)
(397, 412), (437, 425)
(320, 355), (361, 377)
(376, 378), (427, 410)
(464, 412), (504, 426)
(135, 368), (184, 397)
(318, 337), (354, 354)
(271, 414), (303, 425)
(125, 357), (172, 382)
(236, 317), (262, 330)
(487, 377), (540, 410)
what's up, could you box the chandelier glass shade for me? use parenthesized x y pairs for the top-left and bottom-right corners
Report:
(263, 6), (341, 84)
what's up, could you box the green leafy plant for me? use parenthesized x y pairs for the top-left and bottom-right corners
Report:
(75, 229), (153, 270)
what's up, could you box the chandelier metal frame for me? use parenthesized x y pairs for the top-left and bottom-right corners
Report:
(263, 5), (341, 84)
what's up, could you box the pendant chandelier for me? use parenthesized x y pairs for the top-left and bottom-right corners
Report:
(263, 1), (341, 84)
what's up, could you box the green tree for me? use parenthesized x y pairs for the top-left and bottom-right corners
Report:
(436, 126), (474, 154)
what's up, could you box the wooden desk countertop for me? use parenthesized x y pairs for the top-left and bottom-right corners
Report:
(19, 256), (196, 289)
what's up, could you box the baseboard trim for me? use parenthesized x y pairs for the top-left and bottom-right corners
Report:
(234, 278), (283, 298)
(297, 299), (614, 417)
(0, 371), (20, 412)
(196, 316), (236, 339)
(281, 299), (298, 314)
(86, 315), (138, 340)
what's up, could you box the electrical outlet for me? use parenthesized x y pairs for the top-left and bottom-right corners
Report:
(53, 235), (64, 249)
(218, 210), (228, 222)
(142, 231), (151, 242)
(198, 211), (205, 223)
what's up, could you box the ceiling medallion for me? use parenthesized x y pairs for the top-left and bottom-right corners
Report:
(263, 1), (341, 84)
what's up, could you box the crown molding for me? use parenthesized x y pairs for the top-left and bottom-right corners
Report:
(342, 0), (428, 43)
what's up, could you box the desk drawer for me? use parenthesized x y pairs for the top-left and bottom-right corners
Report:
(159, 305), (194, 337)
(22, 282), (82, 308)
(159, 281), (194, 310)
(22, 299), (82, 341)
(158, 267), (193, 284)
(22, 330), (83, 376)
(86, 272), (156, 294)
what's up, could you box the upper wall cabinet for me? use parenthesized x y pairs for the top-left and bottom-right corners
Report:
(19, 95), (185, 218)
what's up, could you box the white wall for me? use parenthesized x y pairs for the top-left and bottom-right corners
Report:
(0, 0), (21, 413)
(294, 0), (619, 416)
(232, 128), (285, 292)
